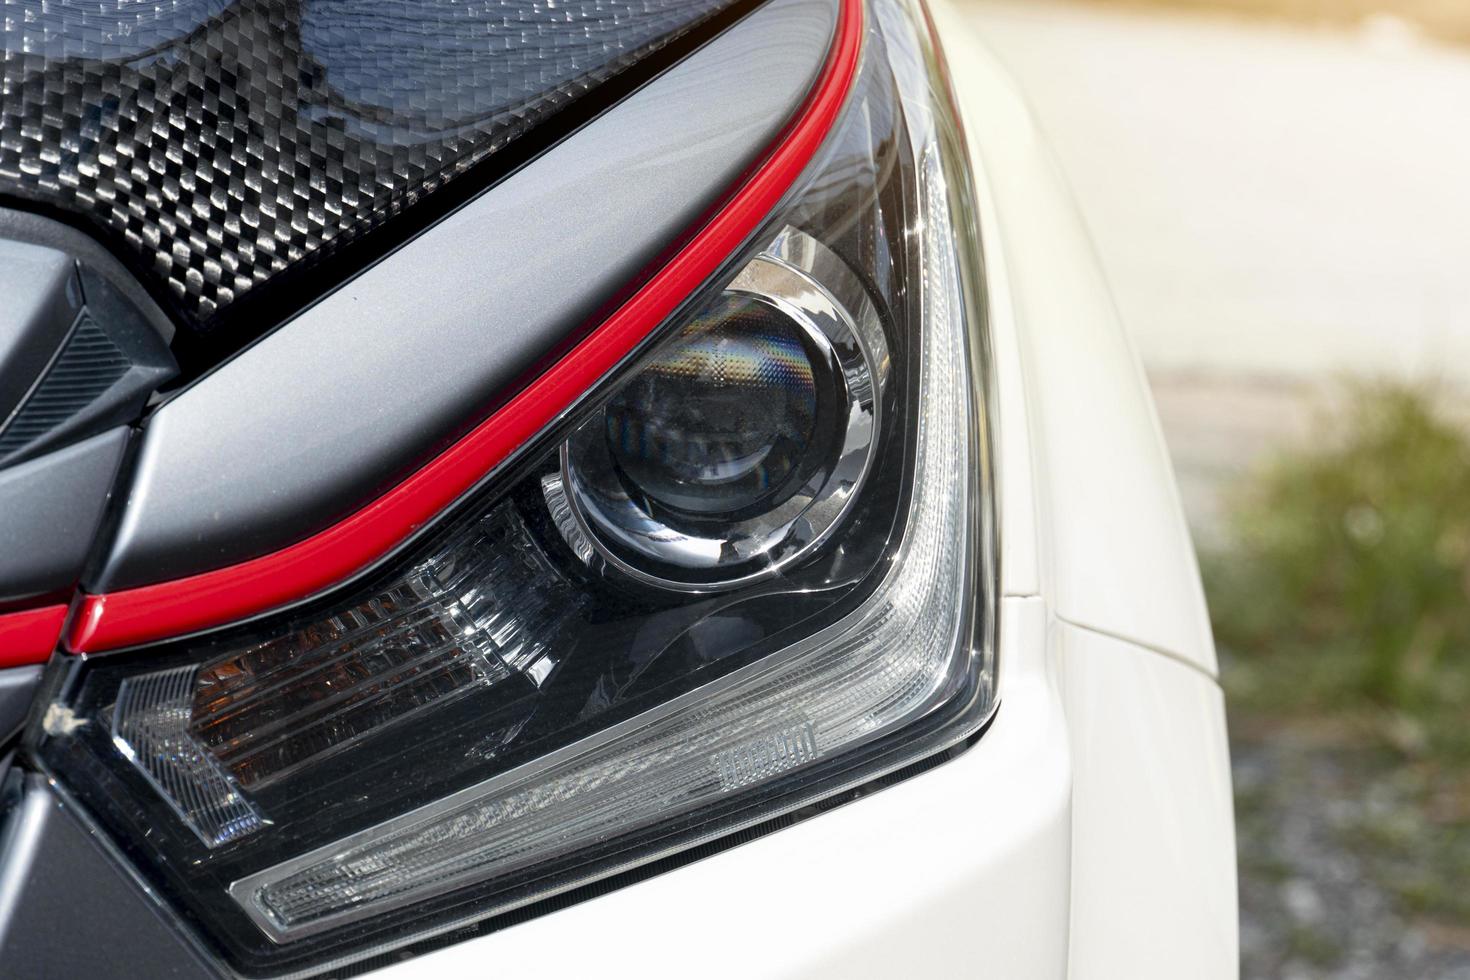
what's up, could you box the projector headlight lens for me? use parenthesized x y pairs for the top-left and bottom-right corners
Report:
(604, 295), (823, 518)
(557, 230), (889, 591)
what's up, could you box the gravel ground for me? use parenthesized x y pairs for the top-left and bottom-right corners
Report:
(1231, 724), (1470, 979)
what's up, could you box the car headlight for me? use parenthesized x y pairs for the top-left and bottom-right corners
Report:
(30, 0), (997, 974)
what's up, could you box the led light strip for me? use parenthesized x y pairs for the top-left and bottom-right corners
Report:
(67, 0), (865, 655)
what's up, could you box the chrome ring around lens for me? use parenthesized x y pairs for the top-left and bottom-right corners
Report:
(551, 227), (889, 592)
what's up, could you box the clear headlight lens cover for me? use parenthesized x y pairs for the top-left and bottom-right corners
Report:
(31, 1), (996, 974)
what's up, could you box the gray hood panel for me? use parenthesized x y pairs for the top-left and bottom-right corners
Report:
(94, 0), (838, 591)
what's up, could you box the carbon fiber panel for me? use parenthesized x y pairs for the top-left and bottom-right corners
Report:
(0, 0), (739, 332)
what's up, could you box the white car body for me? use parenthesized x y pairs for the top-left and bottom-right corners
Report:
(379, 3), (1239, 977)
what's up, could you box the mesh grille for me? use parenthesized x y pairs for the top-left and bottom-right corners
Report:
(0, 0), (740, 331)
(0, 313), (130, 456)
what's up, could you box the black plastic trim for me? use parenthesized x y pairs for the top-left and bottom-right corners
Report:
(0, 774), (216, 978)
(0, 427), (130, 603)
(0, 209), (175, 346)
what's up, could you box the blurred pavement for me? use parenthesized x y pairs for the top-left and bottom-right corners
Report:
(955, 0), (1470, 540)
(957, 0), (1470, 385)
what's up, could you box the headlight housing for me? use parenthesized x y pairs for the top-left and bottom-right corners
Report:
(30, 0), (996, 974)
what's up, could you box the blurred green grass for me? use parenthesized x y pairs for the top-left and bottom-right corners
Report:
(1206, 382), (1470, 929)
(1208, 383), (1470, 758)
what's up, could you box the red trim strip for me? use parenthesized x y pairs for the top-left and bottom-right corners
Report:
(0, 605), (66, 668)
(69, 0), (863, 655)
